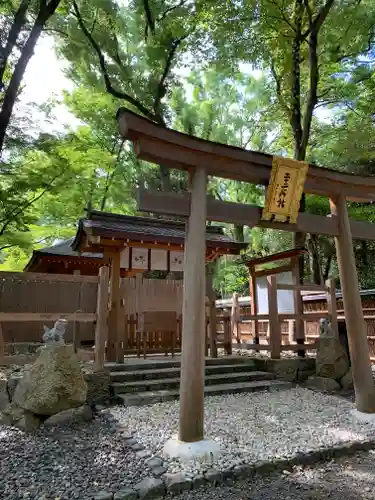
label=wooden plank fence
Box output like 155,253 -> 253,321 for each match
0,271 -> 97,346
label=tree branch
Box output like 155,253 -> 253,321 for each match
143,0 -> 155,40
300,0 -> 334,158
154,36 -> 187,123
290,0 -> 303,159
158,0 -> 187,22
100,139 -> 125,210
270,60 -> 290,114
265,0 -> 297,31
72,0 -> 155,121
0,165 -> 70,237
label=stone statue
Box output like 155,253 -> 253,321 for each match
43,318 -> 68,344
316,317 -> 349,379
319,318 -> 335,339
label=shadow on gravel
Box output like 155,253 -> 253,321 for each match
216,452 -> 375,500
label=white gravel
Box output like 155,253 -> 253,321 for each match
110,387 -> 375,474
1,387 -> 375,499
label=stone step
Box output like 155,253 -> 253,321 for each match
110,363 -> 262,383
112,371 -> 275,395
117,380 -> 291,406
106,357 -> 257,373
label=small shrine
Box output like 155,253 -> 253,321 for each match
25,210 -> 247,276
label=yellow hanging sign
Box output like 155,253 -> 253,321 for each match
261,156 -> 309,224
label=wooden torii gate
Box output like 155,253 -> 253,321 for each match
117,108 -> 375,448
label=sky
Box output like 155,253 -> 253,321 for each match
17,36 -> 77,133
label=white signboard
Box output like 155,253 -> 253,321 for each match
150,249 -> 168,271
170,251 -> 184,271
132,248 -> 148,269
120,247 -> 129,268
256,271 -> 294,314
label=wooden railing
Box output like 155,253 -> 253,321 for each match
231,278 -> 337,358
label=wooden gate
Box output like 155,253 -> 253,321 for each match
119,275 -> 231,357
121,275 -> 183,356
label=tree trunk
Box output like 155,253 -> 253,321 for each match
234,224 -> 245,243
0,0 -> 30,92
0,0 -> 60,155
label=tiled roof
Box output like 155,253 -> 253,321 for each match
73,210 -> 247,252
38,237 -> 102,259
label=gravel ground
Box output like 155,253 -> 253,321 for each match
1,387 -> 375,499
0,412 -> 149,499
111,387 -> 375,475
174,450 -> 375,500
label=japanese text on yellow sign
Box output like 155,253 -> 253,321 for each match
261,156 -> 308,224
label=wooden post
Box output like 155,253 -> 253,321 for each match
288,320 -> 294,343
330,194 -> 375,413
179,166 -> 207,443
268,275 -> 281,359
95,266 -> 109,370
249,266 -> 259,344
292,256 -> 305,357
206,274 -> 217,358
223,312 -> 231,355
326,278 -> 338,338
107,250 -> 121,362
230,292 -> 240,343
0,323 -> 4,360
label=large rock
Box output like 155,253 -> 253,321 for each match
266,358 -> 315,382
315,319 -> 349,380
316,338 -> 349,379
0,404 -> 41,431
341,369 -> 354,390
7,372 -> 24,401
85,370 -> 110,406
43,405 -> 93,427
305,376 -> 341,392
0,374 -> 9,411
13,344 -> 87,416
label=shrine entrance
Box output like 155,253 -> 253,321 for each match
117,108 -> 375,450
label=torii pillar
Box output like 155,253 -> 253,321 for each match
164,166 -> 220,460
330,194 -> 375,414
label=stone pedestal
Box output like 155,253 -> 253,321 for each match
163,437 -> 220,462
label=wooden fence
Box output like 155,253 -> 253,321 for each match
0,271 -> 98,345
0,270 -> 231,367
0,271 -> 103,367
230,278 -> 338,358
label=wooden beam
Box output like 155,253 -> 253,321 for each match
277,283 -> 327,292
0,312 -> 96,322
245,249 -> 308,268
179,166 -> 207,443
253,264 -> 294,278
119,109 -> 375,201
0,271 -> 98,283
330,194 -> 375,413
137,189 -> 375,241
232,342 -> 318,351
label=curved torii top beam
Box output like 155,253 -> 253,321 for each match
117,108 -> 375,203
